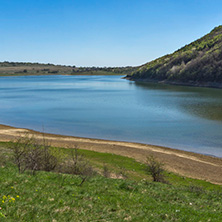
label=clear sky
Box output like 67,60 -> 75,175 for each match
0,0 -> 222,67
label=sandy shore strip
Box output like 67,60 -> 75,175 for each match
0,124 -> 222,185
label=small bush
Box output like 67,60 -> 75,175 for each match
103,164 -> 110,178
10,135 -> 58,175
145,156 -> 166,183
10,135 -> 35,173
56,147 -> 95,186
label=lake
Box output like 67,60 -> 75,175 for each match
0,75 -> 222,157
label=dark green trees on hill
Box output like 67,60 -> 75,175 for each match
128,26 -> 222,84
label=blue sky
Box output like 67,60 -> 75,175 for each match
0,0 -> 222,67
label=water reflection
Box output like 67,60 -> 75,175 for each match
134,82 -> 222,121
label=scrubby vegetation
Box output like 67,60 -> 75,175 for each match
0,139 -> 222,221
145,156 -> 166,183
9,136 -> 96,185
0,61 -> 136,76
128,25 -> 222,86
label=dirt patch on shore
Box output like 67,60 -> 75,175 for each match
0,124 -> 222,184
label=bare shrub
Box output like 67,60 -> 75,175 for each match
9,134 -> 35,173
61,147 -> 95,186
24,142 -> 43,175
40,135 -> 58,172
145,156 -> 166,183
0,146 -> 12,167
103,164 -> 110,178
10,134 -> 58,175
10,135 -> 95,184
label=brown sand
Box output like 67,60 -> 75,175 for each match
0,124 -> 222,184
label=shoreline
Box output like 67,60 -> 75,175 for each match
0,73 -> 123,77
124,77 -> 222,89
1,73 -> 221,89
0,123 -> 222,184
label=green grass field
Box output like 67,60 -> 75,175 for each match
0,141 -> 221,221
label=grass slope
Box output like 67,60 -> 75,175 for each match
128,26 -> 222,86
0,142 -> 222,221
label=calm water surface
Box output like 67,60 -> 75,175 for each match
0,75 -> 222,157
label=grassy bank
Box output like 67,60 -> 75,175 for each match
0,141 -> 222,221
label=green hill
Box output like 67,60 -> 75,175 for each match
126,26 -> 222,87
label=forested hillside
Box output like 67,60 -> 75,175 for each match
127,26 -> 222,87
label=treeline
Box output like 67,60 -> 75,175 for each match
0,61 -> 74,67
0,61 -> 136,76
72,66 -> 136,75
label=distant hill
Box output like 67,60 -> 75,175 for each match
126,26 -> 222,88
0,61 -> 136,76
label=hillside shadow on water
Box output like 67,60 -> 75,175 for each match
134,81 -> 222,122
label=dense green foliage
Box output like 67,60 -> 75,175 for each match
128,26 -> 222,85
0,141 -> 222,221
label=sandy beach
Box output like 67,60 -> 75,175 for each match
0,124 -> 222,185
